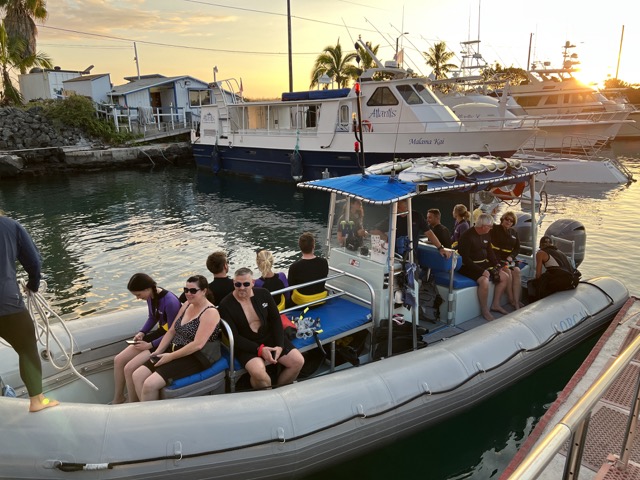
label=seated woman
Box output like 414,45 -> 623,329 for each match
288,232 -> 329,305
451,204 -> 470,249
112,273 -> 181,404
254,249 -> 289,311
131,275 -> 221,401
490,211 -> 523,310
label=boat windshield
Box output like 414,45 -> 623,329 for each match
413,83 -> 439,104
396,85 -> 424,105
329,195 -> 393,264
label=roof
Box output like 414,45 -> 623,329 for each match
63,74 -> 109,83
298,161 -> 554,205
111,75 -> 208,95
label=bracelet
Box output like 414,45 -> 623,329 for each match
257,344 -> 265,357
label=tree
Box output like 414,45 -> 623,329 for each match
0,0 -> 48,74
310,41 -> 359,89
0,21 -> 51,104
423,41 -> 457,80
482,63 -> 529,88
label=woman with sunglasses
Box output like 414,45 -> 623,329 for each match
132,275 -> 221,401
112,273 -> 181,404
490,211 -> 523,310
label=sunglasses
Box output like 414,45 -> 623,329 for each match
234,281 -> 251,288
183,287 -> 201,294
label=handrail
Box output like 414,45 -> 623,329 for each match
507,329 -> 640,479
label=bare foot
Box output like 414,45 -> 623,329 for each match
511,301 -> 524,310
29,394 -> 60,413
490,305 -> 509,315
481,309 -> 495,321
111,396 -> 126,405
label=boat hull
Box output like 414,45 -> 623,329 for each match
192,139 -> 527,182
0,277 -> 628,479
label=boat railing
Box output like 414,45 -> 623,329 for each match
505,330 -> 640,480
273,269 -> 376,320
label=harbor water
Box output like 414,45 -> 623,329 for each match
1,140 -> 640,479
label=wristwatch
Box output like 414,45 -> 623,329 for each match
437,245 -> 444,251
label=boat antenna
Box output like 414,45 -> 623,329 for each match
353,82 -> 366,175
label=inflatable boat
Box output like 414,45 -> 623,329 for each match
0,158 -> 629,479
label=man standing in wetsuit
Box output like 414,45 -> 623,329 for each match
0,213 -> 59,412
218,268 -> 304,389
458,213 -> 509,321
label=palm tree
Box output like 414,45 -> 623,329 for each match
310,41 -> 359,89
423,41 -> 457,80
0,0 -> 48,74
0,21 -> 51,104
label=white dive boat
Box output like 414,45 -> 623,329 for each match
511,148 -> 635,184
191,39 -> 536,182
433,40 -> 630,153
0,158 -> 629,480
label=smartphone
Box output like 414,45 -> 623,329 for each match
125,339 -> 139,345
149,356 -> 159,364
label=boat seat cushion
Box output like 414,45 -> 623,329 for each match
417,244 -> 477,288
432,271 -> 477,289
287,297 -> 372,351
163,347 -> 242,393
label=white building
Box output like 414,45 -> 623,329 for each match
62,74 -> 112,104
18,67 -> 87,101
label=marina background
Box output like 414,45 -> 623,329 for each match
41,1 -> 640,98
1,139 -> 639,478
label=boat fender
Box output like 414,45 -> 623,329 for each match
211,145 -> 222,174
290,150 -> 303,181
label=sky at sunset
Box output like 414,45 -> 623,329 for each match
36,0 -> 639,99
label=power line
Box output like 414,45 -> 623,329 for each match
39,25 -> 319,55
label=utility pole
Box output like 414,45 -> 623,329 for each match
133,42 -> 141,80
287,0 -> 293,92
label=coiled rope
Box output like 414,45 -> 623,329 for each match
20,280 -> 98,391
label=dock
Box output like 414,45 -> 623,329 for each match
501,296 -> 640,479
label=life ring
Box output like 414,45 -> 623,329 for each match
491,181 -> 526,200
361,120 -> 373,132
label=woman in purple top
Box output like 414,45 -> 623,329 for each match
111,273 -> 181,404
451,204 -> 471,249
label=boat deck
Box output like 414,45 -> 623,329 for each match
501,296 -> 640,479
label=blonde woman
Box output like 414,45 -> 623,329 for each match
451,204 -> 471,249
255,249 -> 290,310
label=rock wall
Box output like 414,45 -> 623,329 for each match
0,107 -> 193,178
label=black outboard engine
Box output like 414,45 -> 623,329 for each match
514,212 -> 534,250
544,219 -> 586,267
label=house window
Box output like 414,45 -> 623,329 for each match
366,87 -> 399,106
189,89 -> 211,106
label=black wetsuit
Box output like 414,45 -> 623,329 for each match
458,227 -> 499,281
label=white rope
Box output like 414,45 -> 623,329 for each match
21,280 -> 99,391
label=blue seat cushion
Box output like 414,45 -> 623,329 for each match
166,347 -> 242,390
417,244 -> 462,273
433,271 -> 477,289
287,297 -> 372,350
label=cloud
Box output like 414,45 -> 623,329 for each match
44,0 -> 236,40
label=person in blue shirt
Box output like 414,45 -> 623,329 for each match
0,213 -> 59,412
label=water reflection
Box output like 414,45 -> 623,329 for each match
0,168 -> 328,318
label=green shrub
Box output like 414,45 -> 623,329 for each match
31,96 -> 139,145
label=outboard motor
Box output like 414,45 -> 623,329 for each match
544,219 -> 586,267
514,212 -> 534,251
